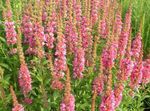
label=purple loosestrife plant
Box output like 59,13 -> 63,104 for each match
18,63 -> 32,96
90,0 -> 99,25
131,32 -> 142,59
60,94 -> 75,111
4,21 -> 17,45
65,20 -> 78,53
73,46 -> 85,78
4,0 -> 17,45
54,33 -> 67,79
142,59 -> 150,84
45,11 -> 56,49
114,83 -> 124,108
81,16 -> 91,49
100,90 -> 115,111
92,75 -> 104,95
10,86 -> 25,111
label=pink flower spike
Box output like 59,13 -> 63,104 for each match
12,104 -> 24,111
4,21 -> 17,45
100,90 -> 115,111
54,34 -> 67,79
142,59 -> 150,84
114,83 -> 124,108
18,63 -> 32,96
60,94 -> 75,111
73,47 -> 85,79
23,98 -> 32,104
92,75 -> 104,95
131,32 -> 142,59
45,11 -> 56,49
130,62 -> 143,90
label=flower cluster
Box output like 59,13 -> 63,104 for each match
10,85 -> 25,111
45,11 -> 56,49
130,62 -> 143,90
102,43 -> 117,69
92,75 -> 104,95
33,22 -> 46,46
60,94 -> 75,111
100,90 -> 115,111
118,31 -> 129,57
73,47 -> 85,78
18,63 -> 32,96
114,83 -> 124,108
142,59 -> 150,84
12,104 -> 24,111
118,58 -> 134,80
100,19 -> 108,39
81,16 -> 91,49
5,21 -> 17,45
22,13 -> 34,46
65,21 -> 78,53
54,34 -> 67,79
91,0 -> 99,25
131,33 -> 142,59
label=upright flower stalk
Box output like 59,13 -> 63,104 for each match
17,27 -> 32,96
130,48 -> 143,90
117,7 -> 132,60
22,5 -> 36,55
99,71 -> 115,111
130,26 -> 143,90
73,46 -> 85,78
10,85 -> 24,111
131,31 -> 142,60
4,0 -> 17,45
90,0 -> 99,26
91,56 -> 104,111
60,67 -> 75,111
114,30 -> 133,108
45,11 -> 56,49
142,59 -> 150,84
52,14 -> 67,90
73,23 -> 85,78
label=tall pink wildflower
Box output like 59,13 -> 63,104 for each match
114,10 -> 123,37
12,104 -> 24,111
99,0 -> 104,9
54,35 -> 67,79
118,58 -> 134,80
118,31 -> 129,56
10,85 -> 24,111
92,75 -> 104,95
100,90 -> 115,111
99,19 -> 108,39
114,83 -> 124,108
4,9 -> 17,45
45,11 -> 56,49
130,61 -> 143,90
65,21 -> 78,52
102,43 -> 117,69
142,59 -> 150,84
18,63 -> 32,96
22,13 -> 35,47
74,1 -> 82,24
131,32 -> 142,59
91,0 -> 99,25
73,47 -> 85,78
60,94 -> 75,111
33,22 -> 46,46
118,8 -> 131,57
81,16 -> 91,49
